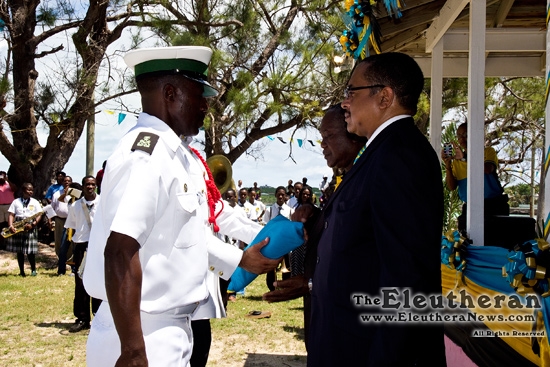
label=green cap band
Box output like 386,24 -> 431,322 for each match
134,58 -> 208,78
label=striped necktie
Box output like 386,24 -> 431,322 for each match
354,144 -> 367,165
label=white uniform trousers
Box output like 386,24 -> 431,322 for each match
87,302 -> 194,367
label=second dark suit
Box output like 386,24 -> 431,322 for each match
307,117 -> 446,366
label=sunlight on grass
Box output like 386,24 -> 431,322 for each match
0,249 -> 307,366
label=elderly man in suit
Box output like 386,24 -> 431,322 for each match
307,52 -> 446,366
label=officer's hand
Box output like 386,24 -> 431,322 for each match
239,238 -> 281,275
115,349 -> 148,367
262,275 -> 308,303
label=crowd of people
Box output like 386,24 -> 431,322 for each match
0,46 -> 493,366
0,169 -> 104,334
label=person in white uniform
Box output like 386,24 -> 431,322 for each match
84,46 -> 279,367
64,175 -> 102,332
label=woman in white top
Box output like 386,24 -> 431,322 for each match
6,183 -> 43,277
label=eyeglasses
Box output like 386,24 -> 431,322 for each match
343,84 -> 385,99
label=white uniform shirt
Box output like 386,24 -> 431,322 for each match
237,201 -> 253,219
64,195 -> 100,243
262,202 -> 294,224
217,201 -> 247,248
288,196 -> 298,208
8,197 -> 42,219
231,203 -> 247,219
84,113 -> 242,314
248,200 -> 265,222
51,190 -> 69,218
194,200 -> 263,320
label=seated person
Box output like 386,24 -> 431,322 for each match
442,122 -> 509,232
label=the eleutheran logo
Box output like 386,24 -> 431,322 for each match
352,288 -> 541,310
352,288 -> 540,325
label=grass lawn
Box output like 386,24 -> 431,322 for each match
0,244 -> 307,366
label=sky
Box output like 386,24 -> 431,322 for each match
0,22 -> 334,191
0,109 -> 333,190
0,5 -> 451,196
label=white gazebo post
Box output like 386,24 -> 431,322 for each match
429,39 -> 444,155
466,0 -> 486,245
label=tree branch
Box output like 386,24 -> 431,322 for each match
34,44 -> 64,59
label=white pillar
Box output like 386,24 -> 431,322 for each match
430,39 -> 444,155
466,0 -> 486,245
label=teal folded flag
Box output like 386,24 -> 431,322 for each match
227,215 -> 304,292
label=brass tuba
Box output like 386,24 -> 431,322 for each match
206,155 -> 234,194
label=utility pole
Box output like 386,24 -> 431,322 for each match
86,104 -> 95,176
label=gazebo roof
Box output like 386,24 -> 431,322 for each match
375,0 -> 546,77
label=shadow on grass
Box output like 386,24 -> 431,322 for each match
243,352 -> 306,366
35,321 -> 75,333
245,295 -> 265,302
288,306 -> 304,311
0,273 -> 70,279
283,325 -> 305,342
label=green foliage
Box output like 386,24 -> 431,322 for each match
143,0 -> 345,160
505,183 -> 537,207
438,77 -> 545,211
440,122 -> 462,233
0,77 -> 11,95
442,181 -> 462,233
36,6 -> 57,27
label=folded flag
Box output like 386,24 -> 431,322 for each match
228,215 -> 304,292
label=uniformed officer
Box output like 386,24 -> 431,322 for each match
84,46 -> 279,367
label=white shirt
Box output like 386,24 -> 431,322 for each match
248,200 -> 265,222
263,202 -> 294,224
84,113 -> 242,314
64,195 -> 100,243
237,201 -> 253,219
194,200 -> 263,320
51,190 -> 69,218
8,197 -> 42,219
288,196 -> 298,208
217,202 -> 247,248
231,203 -> 247,219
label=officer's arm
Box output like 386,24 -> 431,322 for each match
105,231 -> 148,366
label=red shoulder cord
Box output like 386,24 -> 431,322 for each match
189,147 -> 224,232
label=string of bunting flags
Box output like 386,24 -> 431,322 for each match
101,109 -> 321,147
269,136 -> 320,147
103,109 -> 131,124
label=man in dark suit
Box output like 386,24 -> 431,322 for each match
307,52 -> 446,366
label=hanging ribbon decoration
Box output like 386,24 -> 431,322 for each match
340,0 -> 403,60
441,230 -> 469,271
503,239 -> 550,297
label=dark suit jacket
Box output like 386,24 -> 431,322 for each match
307,118 -> 446,366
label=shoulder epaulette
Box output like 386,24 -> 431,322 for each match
131,132 -> 159,155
